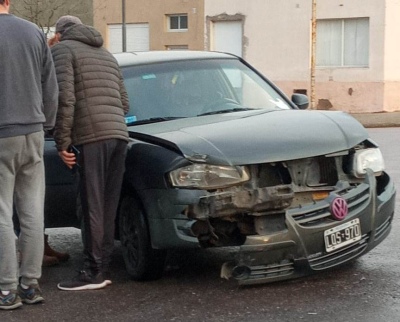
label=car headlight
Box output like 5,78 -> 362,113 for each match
352,148 -> 385,178
169,164 -> 250,189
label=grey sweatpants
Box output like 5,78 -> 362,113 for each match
0,131 -> 45,291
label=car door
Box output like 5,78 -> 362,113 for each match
43,136 -> 80,228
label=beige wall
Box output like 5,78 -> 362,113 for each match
384,0 -> 400,80
382,1 -> 400,111
205,0 -> 400,113
93,0 -> 204,50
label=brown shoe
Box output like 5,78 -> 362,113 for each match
42,254 -> 59,267
44,234 -> 70,262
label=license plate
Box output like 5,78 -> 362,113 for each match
324,219 -> 361,253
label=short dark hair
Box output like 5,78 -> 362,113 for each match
0,0 -> 5,5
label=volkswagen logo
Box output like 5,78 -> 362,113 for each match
330,197 -> 348,220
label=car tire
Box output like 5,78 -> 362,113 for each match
119,194 -> 167,281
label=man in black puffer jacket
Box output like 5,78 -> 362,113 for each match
51,16 -> 129,291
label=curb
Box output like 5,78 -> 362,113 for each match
349,112 -> 400,128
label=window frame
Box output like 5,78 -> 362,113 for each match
316,17 -> 369,68
166,45 -> 189,51
167,14 -> 188,32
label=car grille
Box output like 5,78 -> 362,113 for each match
373,215 -> 392,241
290,183 -> 370,227
305,193 -> 390,271
244,261 -> 295,281
308,233 -> 369,270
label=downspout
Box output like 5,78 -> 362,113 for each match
122,0 -> 126,52
310,0 -> 317,109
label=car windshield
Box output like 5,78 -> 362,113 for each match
122,58 -> 291,124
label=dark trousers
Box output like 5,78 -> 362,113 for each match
78,139 -> 127,274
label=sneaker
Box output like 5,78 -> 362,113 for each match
17,284 -> 44,304
0,290 -> 22,310
57,270 -> 108,291
103,271 -> 112,285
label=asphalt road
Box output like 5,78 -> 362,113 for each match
2,128 -> 400,322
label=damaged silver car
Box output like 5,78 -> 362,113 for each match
45,51 -> 396,285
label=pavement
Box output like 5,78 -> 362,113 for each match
349,111 -> 400,128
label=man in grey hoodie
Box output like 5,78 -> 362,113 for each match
0,0 -> 58,310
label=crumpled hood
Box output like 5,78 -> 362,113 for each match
61,24 -> 103,48
129,110 -> 369,165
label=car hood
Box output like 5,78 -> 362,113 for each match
128,109 -> 369,165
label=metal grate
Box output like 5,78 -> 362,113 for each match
308,234 -> 369,270
238,261 -> 295,285
374,215 -> 392,241
291,183 -> 370,227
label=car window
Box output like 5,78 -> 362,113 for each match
122,58 -> 291,124
221,65 -> 291,110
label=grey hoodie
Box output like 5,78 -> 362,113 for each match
0,14 -> 58,138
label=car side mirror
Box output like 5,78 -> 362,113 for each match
291,93 -> 309,110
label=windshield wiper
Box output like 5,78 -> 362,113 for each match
198,107 -> 254,116
127,116 -> 184,126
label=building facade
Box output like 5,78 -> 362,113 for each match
93,0 -> 400,113
93,0 -> 204,52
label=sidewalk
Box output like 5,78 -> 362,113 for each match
349,112 -> 400,128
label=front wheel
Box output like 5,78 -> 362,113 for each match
119,194 -> 167,281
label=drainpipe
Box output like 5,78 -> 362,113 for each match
122,0 -> 126,52
310,0 -> 316,109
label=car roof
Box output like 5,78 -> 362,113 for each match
113,50 -> 238,67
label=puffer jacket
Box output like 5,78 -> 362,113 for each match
51,24 -> 129,151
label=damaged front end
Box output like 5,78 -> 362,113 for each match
170,140 -> 396,285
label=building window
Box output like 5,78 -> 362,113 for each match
166,45 -> 189,50
316,18 -> 369,67
168,14 -> 188,31
108,23 -> 149,54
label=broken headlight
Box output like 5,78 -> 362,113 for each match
169,164 -> 250,189
352,148 -> 385,178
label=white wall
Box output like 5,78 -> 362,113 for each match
384,0 -> 400,81
205,0 -> 311,82
205,0 -> 400,112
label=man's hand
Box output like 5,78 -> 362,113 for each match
58,150 -> 76,169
